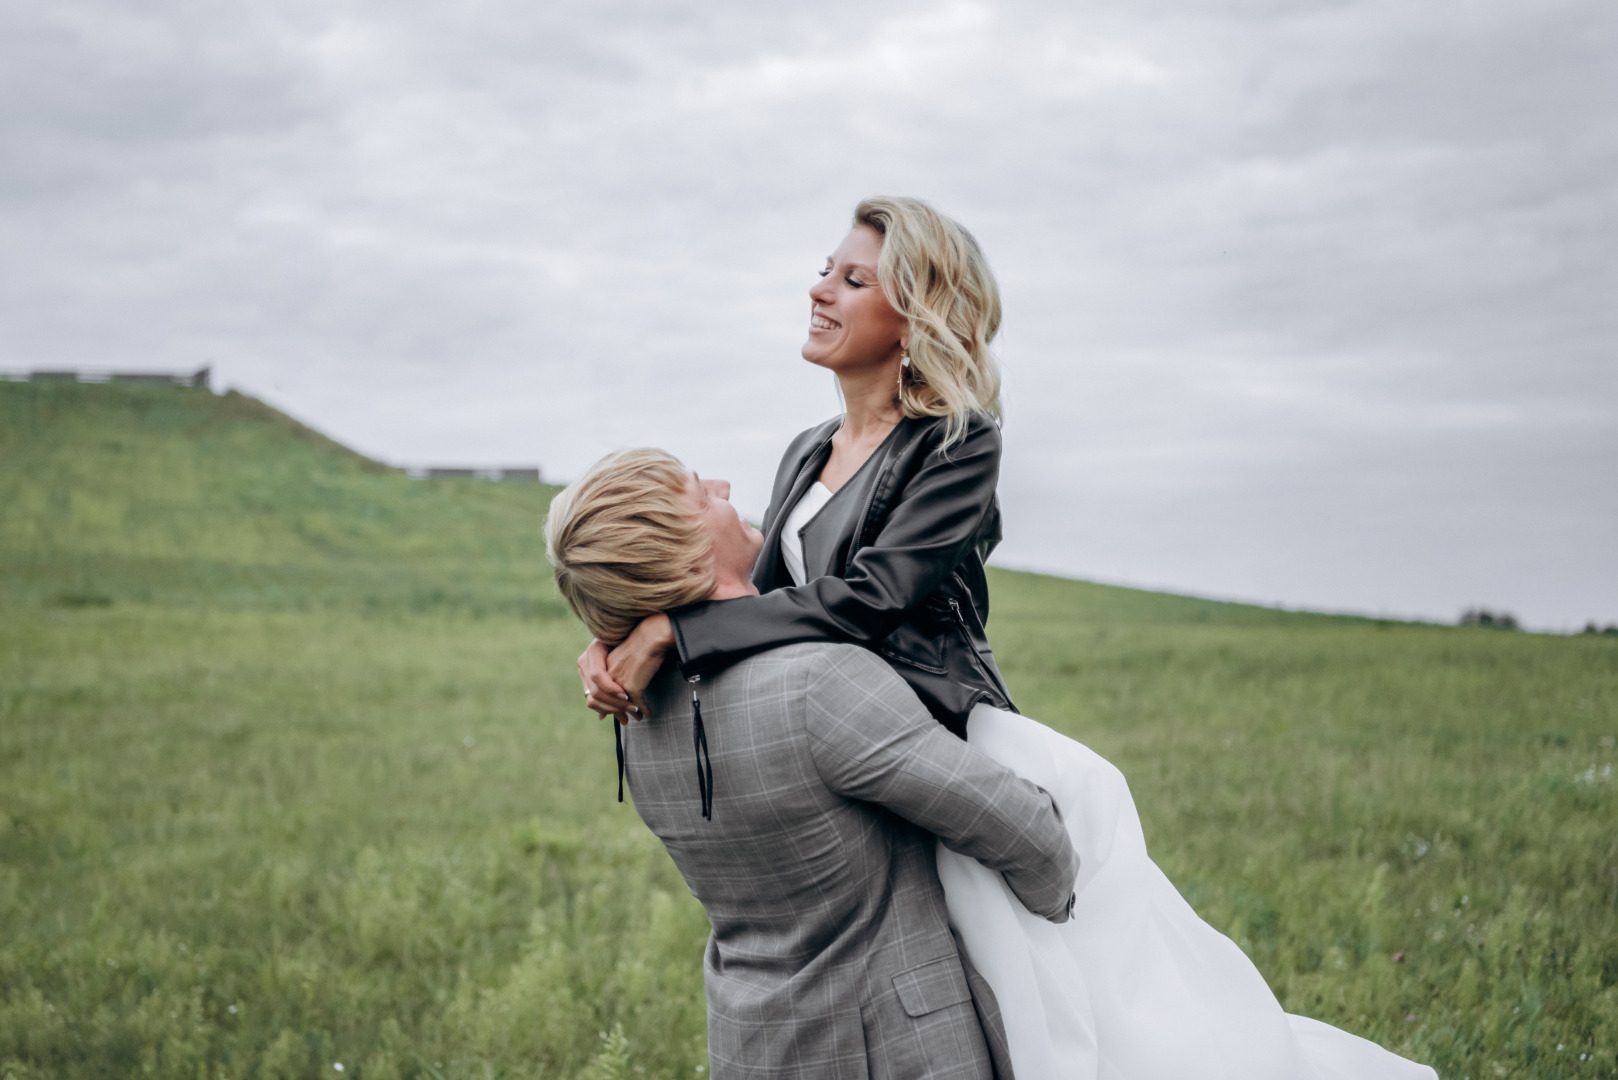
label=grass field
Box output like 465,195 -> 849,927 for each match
2,380 -> 1615,1079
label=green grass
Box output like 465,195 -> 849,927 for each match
1,380 -> 1615,1079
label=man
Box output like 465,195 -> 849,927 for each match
545,448 -> 1078,1080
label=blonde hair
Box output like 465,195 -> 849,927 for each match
855,196 -> 1004,445
543,448 -> 715,644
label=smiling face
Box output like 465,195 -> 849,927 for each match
803,225 -> 909,375
683,471 -> 763,592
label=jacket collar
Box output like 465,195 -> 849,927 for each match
752,416 -> 921,590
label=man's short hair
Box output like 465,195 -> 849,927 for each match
544,447 -> 716,643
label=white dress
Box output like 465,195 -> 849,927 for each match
779,496 -> 1438,1079
939,705 -> 1438,1079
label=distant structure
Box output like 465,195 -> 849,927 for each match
3,365 -> 212,389
1459,608 -> 1520,631
407,466 -> 544,483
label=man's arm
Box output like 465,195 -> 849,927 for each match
802,646 -> 1077,922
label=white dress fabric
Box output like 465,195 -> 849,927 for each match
780,481 -> 834,587
939,704 -> 1440,1080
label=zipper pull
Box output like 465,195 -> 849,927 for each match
613,715 -> 625,804
688,674 -> 713,821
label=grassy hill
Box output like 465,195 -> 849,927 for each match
0,381 -> 564,617
1,380 -> 1614,1080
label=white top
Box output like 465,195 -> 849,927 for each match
779,481 -> 834,587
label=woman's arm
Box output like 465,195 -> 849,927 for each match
669,415 -> 1000,677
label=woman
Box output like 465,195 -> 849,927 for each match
580,197 -> 1436,1080
581,196 -> 1009,739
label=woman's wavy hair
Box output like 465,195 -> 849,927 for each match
543,448 -> 714,644
855,196 -> 1004,445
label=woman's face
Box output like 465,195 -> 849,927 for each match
802,225 -> 908,375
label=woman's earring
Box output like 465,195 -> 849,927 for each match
898,352 -> 910,385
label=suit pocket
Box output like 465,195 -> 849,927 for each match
891,956 -> 973,1018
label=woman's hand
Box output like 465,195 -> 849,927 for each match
577,614 -> 675,722
578,639 -> 629,721
608,614 -> 674,719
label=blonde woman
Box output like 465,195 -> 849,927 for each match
576,198 -> 1436,1079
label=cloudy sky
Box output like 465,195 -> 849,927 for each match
5,0 -> 1614,628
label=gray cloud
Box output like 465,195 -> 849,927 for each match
4,0 -> 1613,627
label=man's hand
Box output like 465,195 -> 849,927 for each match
577,613 -> 675,722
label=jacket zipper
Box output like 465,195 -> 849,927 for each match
948,597 -> 1015,704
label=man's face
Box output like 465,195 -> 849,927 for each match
685,471 -> 764,586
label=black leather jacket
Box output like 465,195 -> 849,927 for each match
668,411 -> 1017,738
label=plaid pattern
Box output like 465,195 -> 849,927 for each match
627,644 -> 1078,1080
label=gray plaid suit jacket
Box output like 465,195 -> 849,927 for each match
627,643 -> 1079,1080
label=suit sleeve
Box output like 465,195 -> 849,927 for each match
669,415 -> 1000,676
802,647 -> 1077,923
